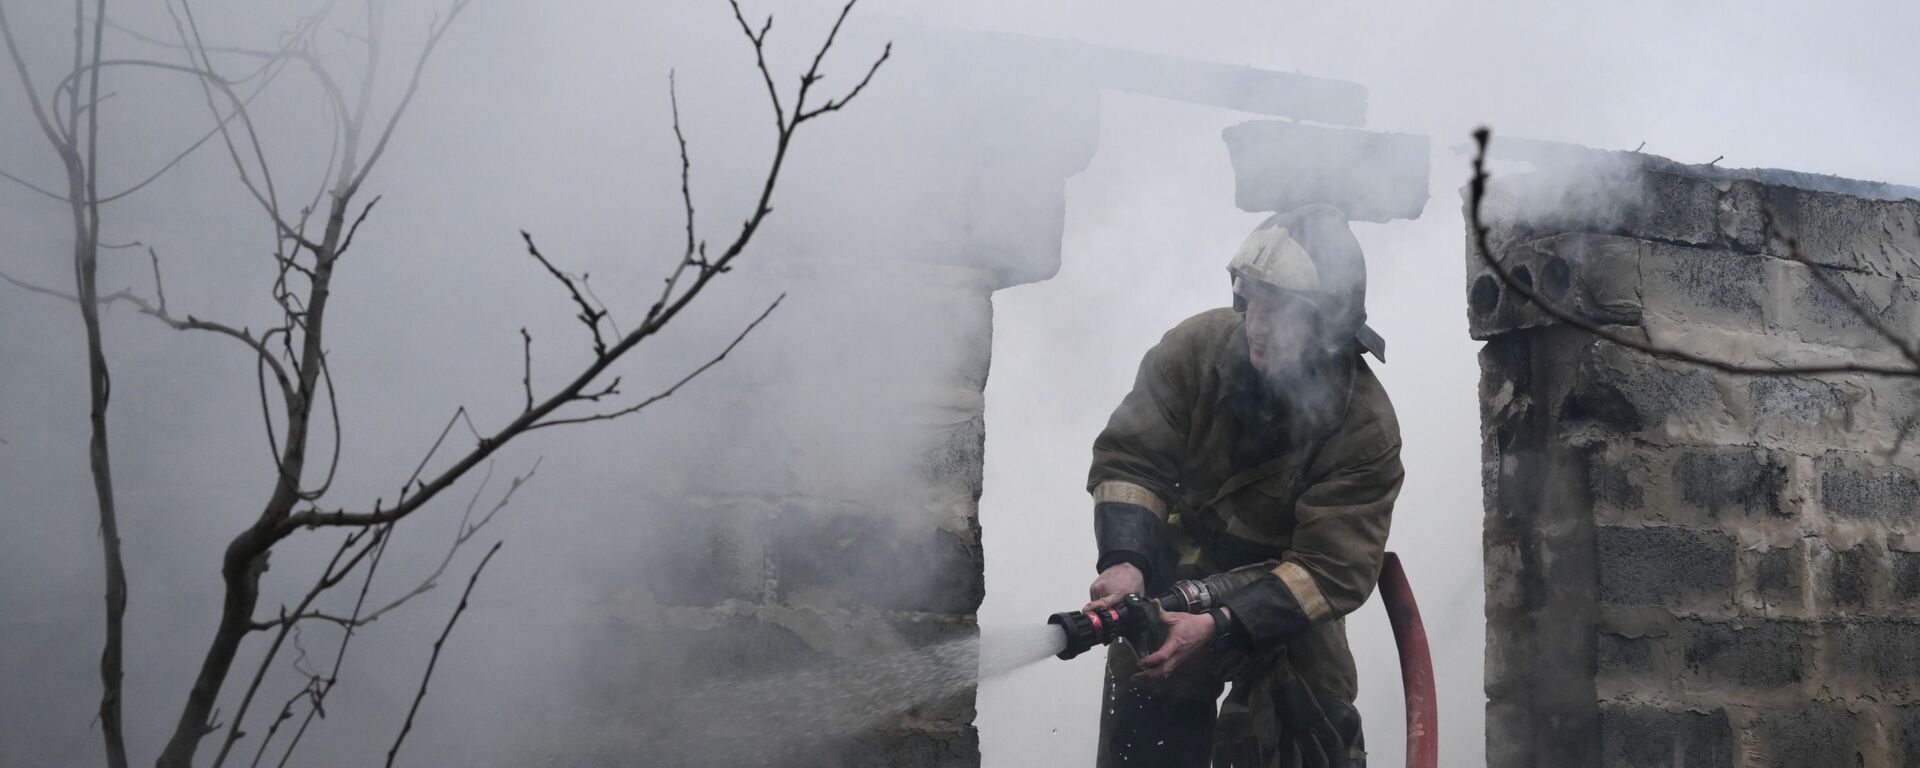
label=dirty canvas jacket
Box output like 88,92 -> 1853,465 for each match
1088,307 -> 1403,703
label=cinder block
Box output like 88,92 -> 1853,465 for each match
1824,620 -> 1920,693
1677,619 -> 1807,689
1597,703 -> 1734,768
1466,234 -> 1645,340
771,503 -> 984,615
1477,165 -> 1726,252
1597,526 -> 1735,610
1752,703 -> 1866,768
1901,706 -> 1920,768
1822,544 -> 1875,612
1770,261 -> 1920,351
1745,376 -> 1851,450
1637,243 -> 1767,329
919,411 -> 986,500
1597,616 -> 1808,692
1746,545 -> 1805,613
1587,444 -> 1650,520
1818,452 -> 1920,521
1670,446 -> 1791,521
832,725 -> 980,768
1561,342 -> 1727,443
1755,183 -> 1920,278
1893,551 -> 1920,610
632,498 -> 771,607
1596,630 -> 1653,681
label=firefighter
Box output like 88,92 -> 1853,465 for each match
1083,203 -> 1403,768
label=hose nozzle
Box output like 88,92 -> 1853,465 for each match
1047,593 -> 1164,661
1047,567 -> 1274,661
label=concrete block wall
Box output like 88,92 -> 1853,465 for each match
1470,152 -> 1920,767
549,263 -> 1005,768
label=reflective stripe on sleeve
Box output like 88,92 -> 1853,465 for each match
1273,560 -> 1333,624
1092,481 -> 1169,521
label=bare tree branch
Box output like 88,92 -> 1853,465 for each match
648,70 -> 698,325
347,0 -> 468,196
0,2 -> 135,761
530,295 -> 783,431
280,0 -> 887,535
384,540 -> 501,768
0,1 -> 69,147
520,328 -> 533,412
0,3 -> 885,765
212,527 -> 382,768
256,459 -> 537,632
260,521 -> 399,768
0,268 -> 299,405
521,230 -> 609,357
0,163 -> 71,201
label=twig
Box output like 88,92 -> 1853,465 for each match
531,294 -> 784,431
520,328 -> 533,412
147,246 -> 168,314
338,194 -> 381,256
521,230 -> 608,357
384,540 -> 501,768
648,70 -> 698,324
0,164 -> 70,201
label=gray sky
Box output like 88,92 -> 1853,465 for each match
2,1 -> 1917,766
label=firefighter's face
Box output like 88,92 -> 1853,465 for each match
1244,291 -> 1320,375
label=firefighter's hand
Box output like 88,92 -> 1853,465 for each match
1084,562 -> 1145,612
1132,611 -> 1215,682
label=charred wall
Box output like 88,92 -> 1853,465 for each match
1472,151 -> 1920,767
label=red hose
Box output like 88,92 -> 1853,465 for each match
1379,552 -> 1438,768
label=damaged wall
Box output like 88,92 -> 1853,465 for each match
537,28 -> 1384,767
1471,150 -> 1920,767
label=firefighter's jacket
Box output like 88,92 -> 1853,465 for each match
1088,307 -> 1403,705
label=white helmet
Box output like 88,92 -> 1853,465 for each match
1228,204 -> 1384,362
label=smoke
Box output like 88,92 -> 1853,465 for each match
4,1 -> 1920,767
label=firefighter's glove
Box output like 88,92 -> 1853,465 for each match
1272,677 -> 1360,768
1216,569 -> 1315,648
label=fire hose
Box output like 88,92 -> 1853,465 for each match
1047,552 -> 1437,768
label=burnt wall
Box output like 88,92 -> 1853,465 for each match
1471,153 -> 1920,767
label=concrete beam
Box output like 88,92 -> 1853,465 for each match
1222,120 -> 1430,221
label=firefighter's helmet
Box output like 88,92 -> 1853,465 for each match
1228,204 -> 1384,362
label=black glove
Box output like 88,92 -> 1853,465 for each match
1271,677 -> 1360,768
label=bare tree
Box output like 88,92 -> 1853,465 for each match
0,1 -> 888,766
1466,127 -> 1920,450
